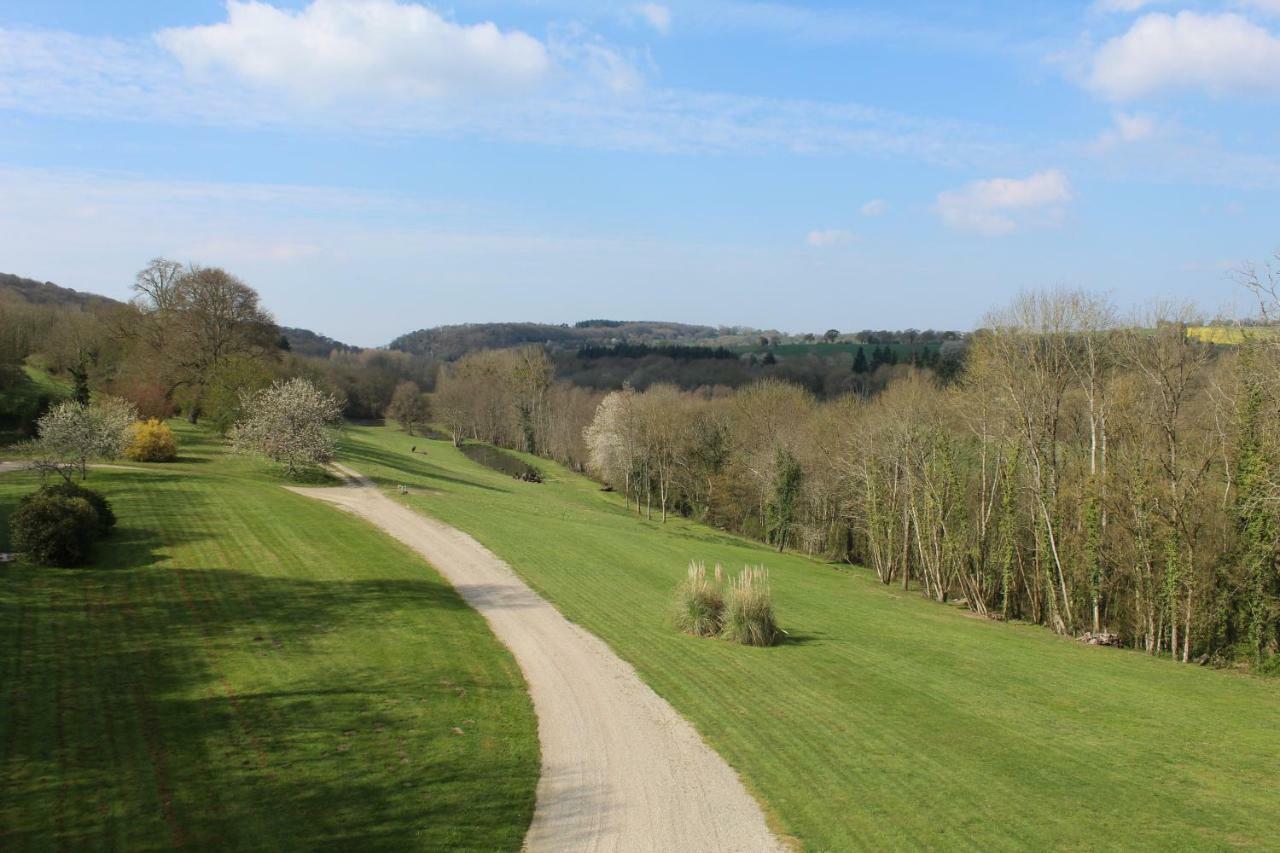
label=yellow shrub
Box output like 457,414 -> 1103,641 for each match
125,418 -> 178,462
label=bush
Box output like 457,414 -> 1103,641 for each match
9,492 -> 100,567
721,566 -> 778,647
125,418 -> 178,462
674,561 -> 725,637
33,482 -> 116,536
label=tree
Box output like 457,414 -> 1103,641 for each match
232,378 -> 343,477
32,397 -> 136,482
767,446 -> 803,551
824,329 -> 839,343
386,381 -> 431,435
852,346 -> 869,374
129,261 -> 278,423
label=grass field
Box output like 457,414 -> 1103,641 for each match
0,422 -> 539,851
0,364 -> 70,445
344,424 -> 1280,851
1186,325 -> 1280,345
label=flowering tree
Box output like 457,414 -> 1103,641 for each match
232,378 -> 343,477
32,397 -> 137,482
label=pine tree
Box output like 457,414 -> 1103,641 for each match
852,346 -> 868,374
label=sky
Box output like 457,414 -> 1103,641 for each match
1,0 -> 1278,346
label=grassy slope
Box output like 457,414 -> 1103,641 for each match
0,422 -> 538,851
344,425 -> 1280,852
0,365 -> 70,445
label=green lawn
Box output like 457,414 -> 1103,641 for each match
0,422 -> 539,851
344,424 -> 1280,852
0,364 -> 70,445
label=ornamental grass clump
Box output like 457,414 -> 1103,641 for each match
673,561 -> 725,637
721,565 -> 778,647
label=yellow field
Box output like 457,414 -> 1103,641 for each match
1186,325 -> 1279,345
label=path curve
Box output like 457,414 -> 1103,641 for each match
291,464 -> 784,853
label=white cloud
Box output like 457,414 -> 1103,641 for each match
156,0 -> 551,101
1091,0 -> 1166,14
1240,1 -> 1280,17
805,228 -> 856,247
0,27 -> 1003,164
1088,12 -> 1280,99
1091,111 -> 1158,150
935,170 -> 1072,236
860,198 -> 887,217
635,4 -> 672,35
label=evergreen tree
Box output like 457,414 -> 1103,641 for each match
767,447 -> 803,552
1236,366 -> 1279,663
852,346 -> 868,374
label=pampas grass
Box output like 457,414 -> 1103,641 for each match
673,561 -> 725,637
673,561 -> 778,646
720,565 -> 778,647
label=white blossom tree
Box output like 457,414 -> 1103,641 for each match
32,396 -> 137,482
232,378 -> 343,477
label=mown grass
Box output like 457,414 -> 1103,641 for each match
0,364 -> 70,445
345,424 -> 1280,851
0,421 -> 539,851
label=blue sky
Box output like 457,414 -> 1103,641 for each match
1,0 -> 1278,345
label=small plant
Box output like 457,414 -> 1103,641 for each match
125,418 -> 178,462
9,491 -> 101,567
721,565 -> 778,647
673,561 -> 725,637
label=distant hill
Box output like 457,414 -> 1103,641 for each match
280,326 -> 360,358
2,271 -> 358,358
0,272 -> 123,309
388,320 -> 723,361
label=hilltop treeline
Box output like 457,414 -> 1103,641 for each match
576,343 -> 737,360
389,320 -> 722,361
433,281 -> 1280,671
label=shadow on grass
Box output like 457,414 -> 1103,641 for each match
0,526 -> 533,850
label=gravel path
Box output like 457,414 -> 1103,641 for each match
290,463 -> 784,853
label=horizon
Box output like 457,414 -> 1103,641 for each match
2,1 -> 1279,346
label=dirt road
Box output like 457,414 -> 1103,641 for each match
290,464 -> 784,853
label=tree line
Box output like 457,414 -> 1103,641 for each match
1,259 -> 436,434
434,279 -> 1280,671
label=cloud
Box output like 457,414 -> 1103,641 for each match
1090,0 -> 1166,13
1088,12 -> 1280,99
156,0 -> 551,101
1240,1 -> 1280,16
1091,111 -> 1158,150
805,228 -> 856,247
0,27 -> 1004,164
635,4 -> 672,35
860,198 -> 887,217
935,170 -> 1072,236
